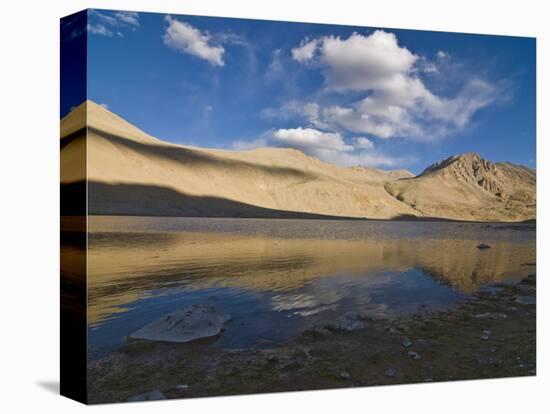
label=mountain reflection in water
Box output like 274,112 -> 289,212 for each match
61,217 -> 535,355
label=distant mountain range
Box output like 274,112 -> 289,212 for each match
60,101 -> 535,222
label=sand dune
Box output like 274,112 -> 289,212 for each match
60,101 -> 535,221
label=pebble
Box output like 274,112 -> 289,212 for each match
515,296 -> 536,305
385,368 -> 396,378
126,390 -> 167,402
408,350 -> 421,360
175,384 -> 189,390
474,312 -> 508,320
340,371 -> 351,379
402,336 -> 413,348
477,243 -> 491,249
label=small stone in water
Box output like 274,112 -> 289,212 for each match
408,350 -> 421,360
402,336 -> 412,348
385,368 -> 396,377
340,371 -> 351,379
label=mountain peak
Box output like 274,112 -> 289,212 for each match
419,152 -> 487,176
61,100 -> 159,144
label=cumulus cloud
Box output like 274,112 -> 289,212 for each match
289,30 -> 498,140
232,127 -> 403,168
291,38 -> 318,63
355,137 -> 374,149
273,127 -> 353,152
163,16 -> 225,67
320,31 -> 418,92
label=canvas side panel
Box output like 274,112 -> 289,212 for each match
60,9 -> 88,404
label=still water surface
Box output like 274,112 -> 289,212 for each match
76,217 -> 535,358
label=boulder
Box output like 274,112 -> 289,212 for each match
129,304 -> 231,343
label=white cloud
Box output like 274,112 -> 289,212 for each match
232,127 -> 403,168
320,31 -> 418,92
114,11 -> 140,27
88,10 -> 141,36
260,100 -> 330,130
289,30 -> 498,140
90,10 -> 118,26
355,137 -> 374,149
273,128 -> 354,152
291,38 -> 318,63
265,49 -> 284,81
437,50 -> 450,60
87,24 -> 112,37
163,16 -> 225,67
319,150 -> 405,168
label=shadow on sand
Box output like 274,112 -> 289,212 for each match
62,181 -> 367,220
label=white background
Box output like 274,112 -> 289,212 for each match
0,0 -> 547,412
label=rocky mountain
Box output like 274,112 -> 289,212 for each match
60,101 -> 536,222
385,152 -> 535,221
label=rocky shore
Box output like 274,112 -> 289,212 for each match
88,273 -> 536,404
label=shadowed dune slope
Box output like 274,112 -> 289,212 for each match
60,101 -> 535,221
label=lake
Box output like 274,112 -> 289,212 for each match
71,217 -> 535,359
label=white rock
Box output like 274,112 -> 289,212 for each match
129,304 -> 231,343
402,337 -> 413,348
408,351 -> 421,360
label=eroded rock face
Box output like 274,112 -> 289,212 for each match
129,304 -> 231,343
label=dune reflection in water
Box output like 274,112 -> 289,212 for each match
76,217 -> 535,354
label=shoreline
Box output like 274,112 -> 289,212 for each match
63,214 -> 537,226
88,273 -> 536,403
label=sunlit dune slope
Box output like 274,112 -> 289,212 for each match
60,101 -> 535,221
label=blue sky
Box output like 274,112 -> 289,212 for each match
64,9 -> 536,173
